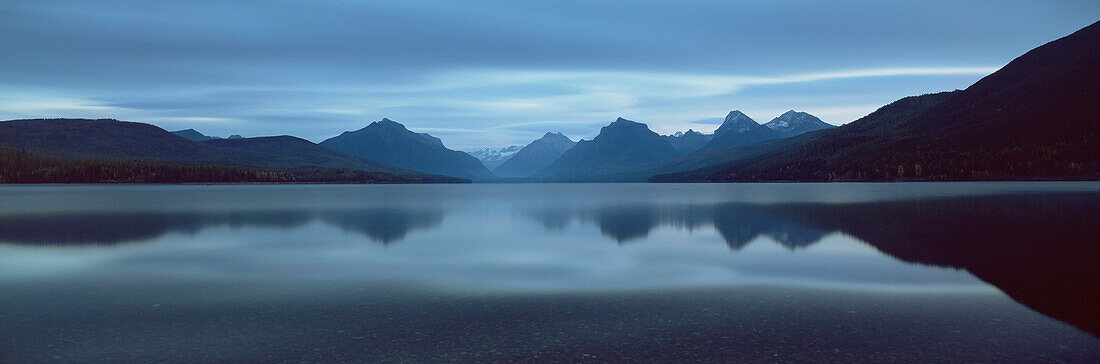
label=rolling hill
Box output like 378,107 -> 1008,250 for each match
0,118 -> 462,183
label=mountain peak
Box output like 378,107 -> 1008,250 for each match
763,110 -> 834,138
320,118 -> 493,180
533,117 -> 679,179
665,128 -> 713,154
713,110 -> 762,136
600,117 -> 652,136
493,131 -> 578,178
373,118 -> 404,128
539,132 -> 573,143
722,110 -> 757,125
171,128 -> 221,142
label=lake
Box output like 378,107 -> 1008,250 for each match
1,182 -> 1098,362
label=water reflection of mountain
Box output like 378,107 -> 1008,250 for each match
320,209 -> 443,244
0,208 -> 443,246
528,204 -> 830,248
528,193 -> 1100,337
761,193 -> 1100,338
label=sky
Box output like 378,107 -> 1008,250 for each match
1,1 -> 1097,150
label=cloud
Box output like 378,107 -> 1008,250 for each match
2,0 -> 1097,148
0,66 -> 998,147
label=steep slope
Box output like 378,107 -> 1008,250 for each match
649,129 -> 835,182
763,111 -> 835,138
695,20 -> 1100,182
533,118 -> 679,179
493,132 -> 576,178
319,118 -> 494,180
650,93 -> 954,182
664,129 -> 712,154
703,111 -> 780,149
468,145 -> 523,169
171,129 -> 219,142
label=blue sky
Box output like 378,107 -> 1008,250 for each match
1,1 -> 1097,149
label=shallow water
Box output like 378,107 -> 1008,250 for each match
1,182 -> 1098,362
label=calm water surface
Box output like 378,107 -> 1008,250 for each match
1,182 -> 1098,362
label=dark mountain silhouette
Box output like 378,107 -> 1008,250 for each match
0,119 -> 461,183
703,111 -> 780,149
171,128 -> 219,142
0,118 -> 238,162
319,118 -> 494,180
650,93 -> 950,182
201,135 -> 412,174
493,132 -> 576,178
668,21 -> 1100,182
532,118 -> 680,180
0,148 -> 294,183
664,129 -> 712,154
763,110 -> 835,138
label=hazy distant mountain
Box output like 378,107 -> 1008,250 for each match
319,118 -> 494,180
533,118 -> 679,179
654,20 -> 1100,181
494,132 -> 576,178
227,134 -> 244,139
0,118 -> 461,183
703,111 -> 780,149
763,111 -> 835,138
664,129 -> 712,154
468,145 -> 524,169
171,128 -> 220,142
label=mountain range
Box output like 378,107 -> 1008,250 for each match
704,111 -> 781,149
319,118 -> 494,180
1,21 -> 1097,183
532,118 -> 681,180
654,19 -> 1100,182
0,118 -> 462,183
664,129 -> 711,154
468,145 -> 524,170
